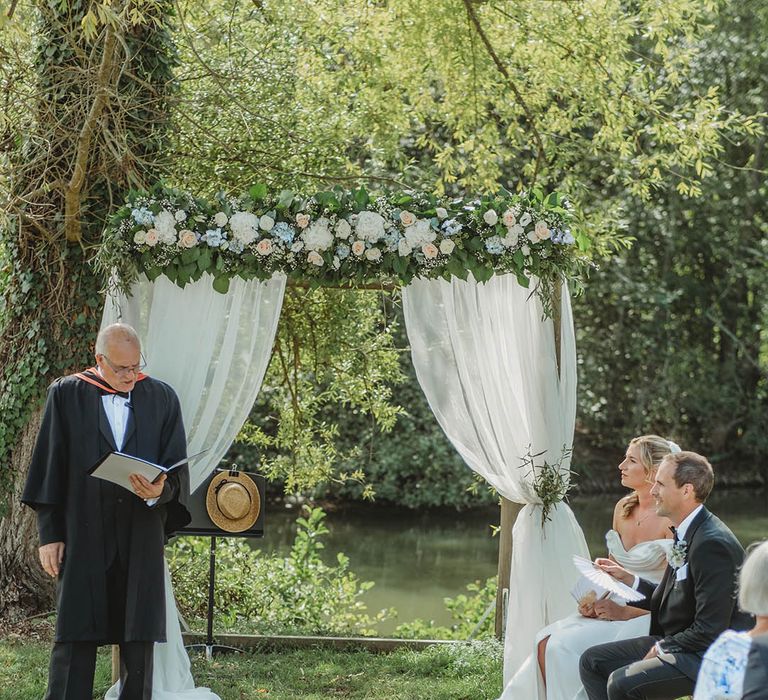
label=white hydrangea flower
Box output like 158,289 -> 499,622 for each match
302,217 -> 334,251
404,219 -> 435,247
398,238 -> 412,257
502,230 -> 519,248
153,211 -> 177,245
229,212 -> 260,245
355,211 -> 386,242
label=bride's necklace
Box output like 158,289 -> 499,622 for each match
635,510 -> 652,526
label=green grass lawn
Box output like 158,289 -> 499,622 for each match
0,636 -> 503,700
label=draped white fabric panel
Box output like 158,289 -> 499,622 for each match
401,274 -> 589,685
102,273 -> 286,491
101,272 -> 286,699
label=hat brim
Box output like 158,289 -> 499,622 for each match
205,471 -> 261,533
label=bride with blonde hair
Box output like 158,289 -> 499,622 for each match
498,434 -> 678,700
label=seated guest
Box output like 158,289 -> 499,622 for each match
742,633 -> 768,700
694,541 -> 768,699
498,435 -> 675,700
579,451 -> 753,700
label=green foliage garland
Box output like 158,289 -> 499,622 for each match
99,184 -> 590,308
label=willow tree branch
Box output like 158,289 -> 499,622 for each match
64,21 -> 120,242
462,0 -> 546,184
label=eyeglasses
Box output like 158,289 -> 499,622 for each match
100,353 -> 147,377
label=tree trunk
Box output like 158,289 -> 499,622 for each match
0,0 -> 178,626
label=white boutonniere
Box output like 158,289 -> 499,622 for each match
667,539 -> 688,569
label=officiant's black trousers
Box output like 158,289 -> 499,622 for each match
45,563 -> 153,700
44,640 -> 153,700
579,636 -> 696,700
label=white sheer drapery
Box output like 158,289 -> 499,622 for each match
401,274 -> 589,687
101,272 -> 286,698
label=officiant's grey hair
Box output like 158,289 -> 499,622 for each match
95,323 -> 141,355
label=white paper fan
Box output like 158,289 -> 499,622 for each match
572,555 -> 646,603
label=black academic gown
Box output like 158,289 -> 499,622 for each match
22,374 -> 191,644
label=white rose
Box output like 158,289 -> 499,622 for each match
483,209 -> 499,226
352,240 -> 366,256
174,210 -> 187,222
302,216 -> 334,251
214,211 -> 228,227
290,240 -> 304,253
519,211 -> 532,227
399,210 -> 417,227
295,213 -> 310,229
404,219 -> 435,247
422,243 -> 438,259
229,211 -> 259,245
435,207 -> 448,220
502,209 -> 516,227
335,219 -> 352,239
307,250 -> 324,266
178,229 -> 197,248
259,215 -> 275,232
145,229 -> 159,247
256,239 -> 273,256
365,247 -> 382,261
527,230 -> 539,244
439,239 -> 455,255
521,244 -> 531,257
398,238 -> 412,257
133,231 -> 147,245
502,230 -> 519,248
355,210 -> 386,242
535,221 -> 551,240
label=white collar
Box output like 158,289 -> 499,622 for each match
676,503 -> 704,542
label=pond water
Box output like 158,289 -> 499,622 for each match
256,490 -> 768,635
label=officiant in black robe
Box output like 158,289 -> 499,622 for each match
22,323 -> 191,700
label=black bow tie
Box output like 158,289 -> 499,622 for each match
100,388 -> 130,400
670,525 -> 679,543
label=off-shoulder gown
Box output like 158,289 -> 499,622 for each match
498,530 -> 671,700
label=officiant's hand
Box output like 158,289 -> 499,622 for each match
594,598 -> 626,621
39,542 -> 65,578
129,473 -> 166,499
594,557 -> 634,586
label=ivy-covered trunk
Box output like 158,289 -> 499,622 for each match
0,0 -> 177,625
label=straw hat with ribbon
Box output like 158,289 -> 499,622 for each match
205,470 -> 260,533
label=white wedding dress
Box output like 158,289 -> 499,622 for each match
105,561 -> 221,700
498,530 -> 672,700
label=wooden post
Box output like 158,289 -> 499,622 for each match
494,280 -> 563,640
111,645 -> 119,684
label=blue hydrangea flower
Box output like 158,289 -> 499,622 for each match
336,243 -> 350,260
202,228 -> 225,247
272,221 -> 295,245
229,239 -> 245,254
441,219 -> 463,236
562,230 -> 575,244
383,229 -> 400,252
131,207 -> 154,226
485,236 -> 505,255
551,228 -> 563,244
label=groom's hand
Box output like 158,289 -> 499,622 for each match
594,558 -> 634,586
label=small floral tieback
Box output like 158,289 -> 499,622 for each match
667,539 -> 688,569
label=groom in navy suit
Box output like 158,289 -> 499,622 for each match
579,451 -> 753,700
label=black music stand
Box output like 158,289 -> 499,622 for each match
179,468 -> 265,660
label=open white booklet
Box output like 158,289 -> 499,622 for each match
88,450 -> 204,493
570,555 -> 646,606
